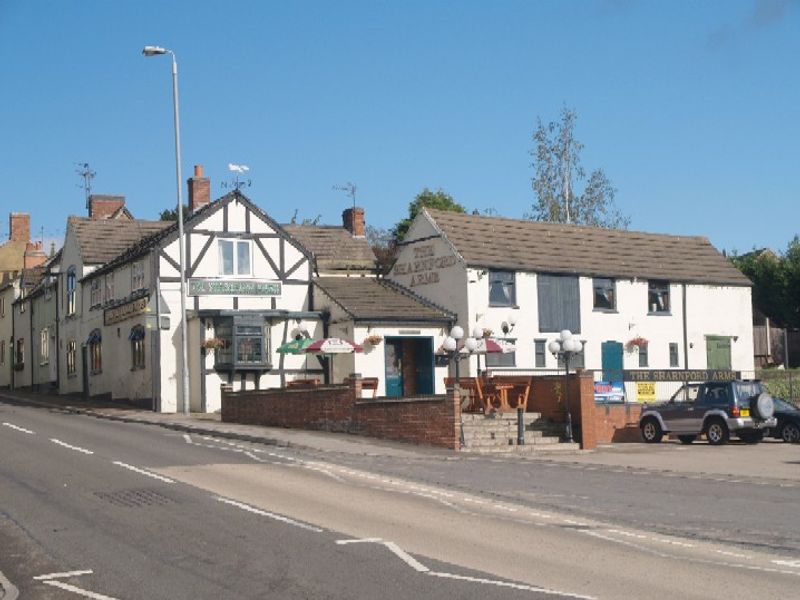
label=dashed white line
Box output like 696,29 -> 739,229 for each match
50,439 -> 94,455
216,497 -> 323,532
2,422 -> 34,434
427,571 -> 596,599
111,461 -> 174,483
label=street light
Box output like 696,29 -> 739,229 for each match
443,325 -> 480,380
548,329 -> 583,443
143,45 -> 190,415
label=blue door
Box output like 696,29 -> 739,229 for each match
414,338 -> 434,395
384,339 -> 403,397
601,341 -> 624,383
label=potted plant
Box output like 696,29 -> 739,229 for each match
363,334 -> 383,346
625,336 -> 648,352
202,337 -> 226,350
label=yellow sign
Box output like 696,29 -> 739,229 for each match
637,382 -> 656,403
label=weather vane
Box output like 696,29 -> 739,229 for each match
222,163 -> 252,191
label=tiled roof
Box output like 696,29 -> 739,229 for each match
314,276 -> 453,322
424,209 -> 750,286
284,225 -> 376,272
0,240 -> 26,275
69,216 -> 171,265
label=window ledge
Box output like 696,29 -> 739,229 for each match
488,303 -> 519,309
593,308 -> 618,314
647,311 -> 672,316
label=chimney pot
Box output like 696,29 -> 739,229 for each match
9,213 -> 30,242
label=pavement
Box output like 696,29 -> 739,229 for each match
2,389 -> 798,481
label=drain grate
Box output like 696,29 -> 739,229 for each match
94,488 -> 175,508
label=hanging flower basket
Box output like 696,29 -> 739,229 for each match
625,336 -> 648,352
363,334 -> 384,346
482,328 -> 494,339
202,337 -> 226,350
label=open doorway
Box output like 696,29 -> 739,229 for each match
384,337 -> 434,397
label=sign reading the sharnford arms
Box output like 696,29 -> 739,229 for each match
624,370 -> 741,382
105,296 -> 149,326
188,279 -> 281,297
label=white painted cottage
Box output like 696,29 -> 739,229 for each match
388,209 -> 755,401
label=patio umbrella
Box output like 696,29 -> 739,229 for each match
305,337 -> 364,383
460,338 -> 516,354
305,337 -> 364,354
276,337 -> 314,354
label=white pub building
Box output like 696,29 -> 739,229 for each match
388,208 -> 755,401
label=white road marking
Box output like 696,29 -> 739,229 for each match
772,559 -> 800,568
216,497 -> 323,532
40,580 -> 118,599
183,434 -> 192,443
50,439 -> 94,455
427,571 -> 597,599
33,570 -> 119,600
111,461 -> 174,483
33,570 -> 94,580
2,422 -> 34,434
714,549 -> 751,559
336,537 -> 384,545
383,541 -> 430,572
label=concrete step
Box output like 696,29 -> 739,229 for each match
462,412 -> 541,423
462,429 -> 547,441
463,432 -> 563,447
461,442 -> 581,455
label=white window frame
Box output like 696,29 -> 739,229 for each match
90,279 -> 102,308
66,267 -> 77,316
40,328 -> 49,365
132,261 -> 145,291
105,274 -> 114,303
218,239 -> 253,277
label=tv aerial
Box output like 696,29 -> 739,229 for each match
75,162 -> 96,209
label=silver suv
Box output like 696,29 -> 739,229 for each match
640,380 -> 777,445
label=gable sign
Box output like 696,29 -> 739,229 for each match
188,278 -> 281,297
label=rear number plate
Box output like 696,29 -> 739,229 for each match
740,408 -> 750,417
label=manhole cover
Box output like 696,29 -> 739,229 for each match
94,488 -> 175,508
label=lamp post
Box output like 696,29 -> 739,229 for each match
143,45 -> 190,415
548,329 -> 583,443
443,325 -> 480,381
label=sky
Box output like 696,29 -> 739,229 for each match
0,0 -> 798,255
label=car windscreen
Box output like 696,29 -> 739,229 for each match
774,398 -> 799,412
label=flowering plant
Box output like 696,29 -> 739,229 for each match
625,336 -> 648,352
482,328 -> 494,338
202,337 -> 226,350
363,334 -> 384,346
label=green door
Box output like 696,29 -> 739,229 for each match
384,339 -> 404,398
601,341 -> 623,382
706,336 -> 732,370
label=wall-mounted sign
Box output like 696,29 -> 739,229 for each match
104,296 -> 149,326
188,278 -> 281,297
392,243 -> 457,287
594,381 -> 625,403
623,370 -> 741,382
636,382 -> 656,403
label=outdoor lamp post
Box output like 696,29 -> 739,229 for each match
548,329 -> 583,443
443,325 -> 480,380
143,45 -> 190,415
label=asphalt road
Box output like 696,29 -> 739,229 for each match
1,399 -> 799,599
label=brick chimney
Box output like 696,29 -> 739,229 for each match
342,207 -> 366,237
188,165 -> 211,212
88,195 -> 126,220
9,213 -> 30,242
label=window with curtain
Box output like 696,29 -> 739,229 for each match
489,270 -> 516,306
66,340 -> 77,375
130,325 -> 146,370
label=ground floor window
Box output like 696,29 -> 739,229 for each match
15,338 -> 24,367
0,340 -> 4,366
40,328 -> 49,365
66,340 -> 77,375
130,325 -> 146,370
88,329 -> 102,374
669,342 -> 679,367
213,316 -> 269,370
534,339 -> 546,368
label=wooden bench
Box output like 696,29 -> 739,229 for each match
286,378 -> 321,388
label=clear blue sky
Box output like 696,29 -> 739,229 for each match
1,0 -> 797,255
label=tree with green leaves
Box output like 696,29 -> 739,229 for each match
391,188 -> 465,242
159,204 -> 190,221
529,106 -> 629,229
731,236 -> 800,329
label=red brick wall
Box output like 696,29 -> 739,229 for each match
221,380 -> 461,450
88,195 -> 125,220
592,403 -> 643,443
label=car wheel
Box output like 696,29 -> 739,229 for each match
705,418 -> 729,445
751,392 -> 775,420
641,418 -> 663,443
780,422 -> 800,443
738,431 -> 763,444
678,435 -> 696,445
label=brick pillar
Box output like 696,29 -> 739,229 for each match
576,371 -> 598,450
347,372 -> 363,399
446,383 -> 461,450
